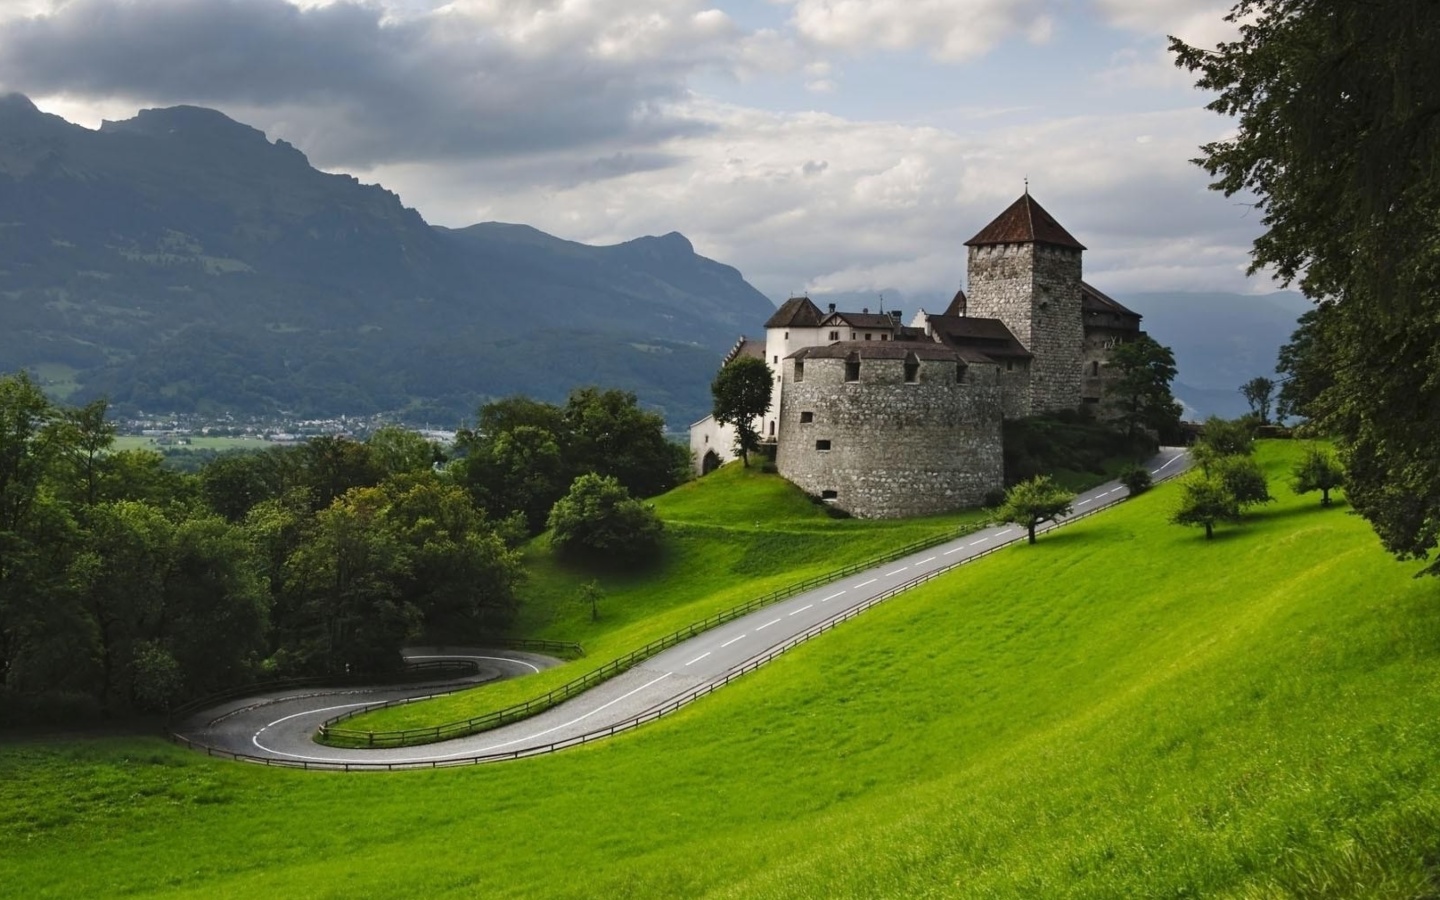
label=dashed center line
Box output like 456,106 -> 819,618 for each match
756,618 -> 782,631
885,567 -> 909,576
915,556 -> 936,565
969,538 -> 988,546
720,635 -> 746,648
788,604 -> 814,616
855,578 -> 877,588
944,547 -> 964,555
820,591 -> 846,603
997,529 -> 1013,536
685,652 -> 711,666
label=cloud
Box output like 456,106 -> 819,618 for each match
783,0 -> 1054,62
0,0 -> 750,166
357,99 -> 1264,306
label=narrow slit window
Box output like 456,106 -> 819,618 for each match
845,361 -> 861,382
800,411 -> 814,423
816,439 -> 832,451
794,359 -> 804,382
821,490 -> 838,500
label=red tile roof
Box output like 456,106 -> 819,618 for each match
964,193 -> 1086,251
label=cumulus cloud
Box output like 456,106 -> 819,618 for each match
0,0 -> 750,166
783,0 -> 1054,62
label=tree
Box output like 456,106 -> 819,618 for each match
1214,455 -> 1273,509
1292,446 -> 1345,506
997,476 -> 1075,545
1172,2 -> 1440,573
1196,416 -> 1253,459
1105,336 -> 1181,440
580,580 -> 603,623
564,387 -> 686,498
1274,307 -> 1337,423
366,426 -> 440,479
547,474 -> 663,564
1238,377 -> 1276,425
1119,465 -> 1152,496
711,356 -> 772,467
1171,474 -> 1242,540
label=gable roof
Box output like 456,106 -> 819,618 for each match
964,193 -> 1086,251
943,289 -> 967,317
926,314 -> 1033,360
821,310 -> 901,330
764,296 -> 825,329
722,337 -> 766,366
1080,281 -> 1141,320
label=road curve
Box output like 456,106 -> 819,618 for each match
173,448 -> 1190,769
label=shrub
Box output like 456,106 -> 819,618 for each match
1119,466 -> 1152,496
547,473 -> 663,565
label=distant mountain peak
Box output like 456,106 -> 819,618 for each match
0,92 -> 39,114
100,104 -> 267,141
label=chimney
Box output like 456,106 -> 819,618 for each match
828,303 -> 836,314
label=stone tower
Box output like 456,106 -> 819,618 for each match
963,193 -> 1085,414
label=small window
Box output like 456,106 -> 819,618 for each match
850,332 -> 856,340
955,364 -> 965,384
773,355 -> 779,364
821,490 -> 838,501
800,411 -> 814,424
845,361 -> 861,382
784,331 -> 790,339
1090,360 -> 1100,376
880,333 -> 889,341
829,330 -> 839,341
769,421 -> 776,437
794,359 -> 804,382
816,439 -> 832,451
903,360 -> 919,383
864,333 -> 872,341
1006,360 -> 1014,372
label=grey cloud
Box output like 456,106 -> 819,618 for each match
0,0 -> 712,166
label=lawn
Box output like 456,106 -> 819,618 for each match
4,441 -> 1438,897
333,462 -> 989,737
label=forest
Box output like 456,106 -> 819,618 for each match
0,372 -> 687,724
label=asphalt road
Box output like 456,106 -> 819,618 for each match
173,447 -> 1189,769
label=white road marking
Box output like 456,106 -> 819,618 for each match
1156,453 -> 1183,472
685,652 -> 711,666
885,567 -> 909,576
915,556 -> 936,565
720,635 -> 746,648
944,547 -> 964,555
756,618 -> 782,631
820,591 -> 846,603
997,529 -> 1013,536
788,604 -> 814,616
969,538 -> 989,546
405,654 -> 542,675
855,578 -> 877,588
254,673 -> 675,763
1077,499 -> 1093,506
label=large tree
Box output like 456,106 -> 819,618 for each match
710,356 -> 772,467
1173,1 -> 1440,573
1105,336 -> 1181,440
1238,377 -> 1275,424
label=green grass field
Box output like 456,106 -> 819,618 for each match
4,441 -> 1438,897
336,463 -> 988,736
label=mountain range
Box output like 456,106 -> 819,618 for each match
0,94 -> 1305,427
0,93 -> 773,426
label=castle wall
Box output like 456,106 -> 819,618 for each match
966,243 -> 1084,414
776,356 -> 1004,518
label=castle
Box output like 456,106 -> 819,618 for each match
689,192 -> 1144,518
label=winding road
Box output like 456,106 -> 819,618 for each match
172,447 -> 1190,770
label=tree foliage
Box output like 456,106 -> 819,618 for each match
1173,1 -> 1440,573
1291,445 -> 1345,506
1104,336 -> 1181,440
1238,377 -> 1276,424
1171,474 -> 1243,540
998,475 -> 1075,545
547,473 -> 664,565
711,356 -> 772,467
1214,454 -> 1273,509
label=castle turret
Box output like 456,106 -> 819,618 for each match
964,193 -> 1085,415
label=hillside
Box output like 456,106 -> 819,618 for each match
4,442 -> 1438,896
0,94 -> 775,425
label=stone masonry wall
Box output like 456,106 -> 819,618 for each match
776,356 -> 1004,518
967,243 -> 1084,414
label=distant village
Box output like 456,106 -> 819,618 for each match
120,412 -> 457,447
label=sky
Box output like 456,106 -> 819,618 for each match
0,0 -> 1271,305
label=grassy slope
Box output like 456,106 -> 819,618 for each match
4,442 -> 1439,897
342,463 -> 986,733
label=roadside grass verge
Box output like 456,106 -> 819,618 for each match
325,463 -> 988,739
6,442 -> 1439,897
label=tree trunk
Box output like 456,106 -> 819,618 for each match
1027,523 -> 1037,544
1321,488 -> 1331,506
1204,521 -> 1214,539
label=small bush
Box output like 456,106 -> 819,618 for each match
982,487 -> 1008,508
1119,466 -> 1152,495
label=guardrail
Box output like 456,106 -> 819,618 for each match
317,523 -> 983,748
166,659 -> 482,725
476,637 -> 585,658
173,452 -> 1190,769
